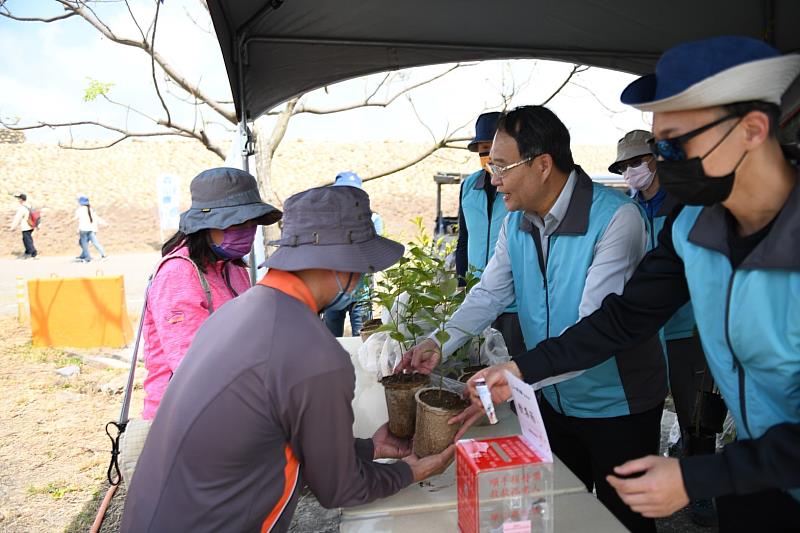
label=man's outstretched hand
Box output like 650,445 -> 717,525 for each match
395,338 -> 441,375
464,361 -> 522,407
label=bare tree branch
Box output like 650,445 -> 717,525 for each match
123,0 -> 147,43
0,7 -> 77,23
442,142 -> 471,150
359,134 -> 471,184
149,0 -> 172,124
101,94 -> 160,123
183,3 -> 213,33
59,130 -> 192,151
267,97 -> 299,156
73,0 -> 115,37
47,0 -> 236,124
364,72 -> 392,102
406,95 -> 438,145
1,117 -> 225,158
279,64 -> 466,116
541,64 -> 589,106
569,81 -> 626,115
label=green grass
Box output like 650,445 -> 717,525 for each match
64,482 -> 126,533
27,481 -> 80,500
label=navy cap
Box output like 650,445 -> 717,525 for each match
468,112 -> 502,152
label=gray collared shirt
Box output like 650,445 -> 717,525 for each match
436,169 -> 647,358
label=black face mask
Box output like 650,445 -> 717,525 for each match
656,120 -> 746,207
657,157 -> 739,206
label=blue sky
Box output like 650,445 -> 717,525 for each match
0,0 -> 652,147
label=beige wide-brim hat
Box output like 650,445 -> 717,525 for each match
609,129 -> 652,174
621,36 -> 800,113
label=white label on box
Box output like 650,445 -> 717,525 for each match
505,370 -> 552,463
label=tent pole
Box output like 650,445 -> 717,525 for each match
238,37 -> 259,287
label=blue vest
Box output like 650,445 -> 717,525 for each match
508,171 -> 665,417
461,169 -> 516,313
642,193 -> 696,340
672,203 -> 800,503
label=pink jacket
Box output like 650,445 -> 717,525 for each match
141,247 -> 251,420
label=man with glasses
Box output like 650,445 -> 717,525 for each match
462,36 -> 800,531
610,130 -> 719,526
455,111 -> 525,356
399,105 -> 666,532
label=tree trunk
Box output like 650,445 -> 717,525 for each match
253,118 -> 281,253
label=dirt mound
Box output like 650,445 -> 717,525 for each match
0,140 -> 616,257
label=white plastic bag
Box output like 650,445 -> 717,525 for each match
358,331 -> 387,374
357,330 -> 405,379
480,327 -> 511,365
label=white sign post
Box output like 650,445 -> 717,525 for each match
156,174 -> 181,242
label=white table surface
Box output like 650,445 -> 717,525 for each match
339,492 -> 627,532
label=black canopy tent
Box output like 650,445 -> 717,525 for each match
204,0 -> 800,284
205,0 -> 800,124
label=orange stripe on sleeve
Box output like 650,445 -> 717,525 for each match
261,444 -> 300,533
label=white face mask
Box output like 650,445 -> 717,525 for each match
623,161 -> 656,191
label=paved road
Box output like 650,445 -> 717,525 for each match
0,252 -> 160,317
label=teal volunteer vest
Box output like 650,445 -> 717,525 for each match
461,169 -> 516,313
671,197 -> 800,501
508,169 -> 666,418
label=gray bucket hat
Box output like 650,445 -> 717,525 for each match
179,167 -> 282,234
608,130 -> 653,174
264,185 -> 403,273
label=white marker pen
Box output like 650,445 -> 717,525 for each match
474,377 -> 498,424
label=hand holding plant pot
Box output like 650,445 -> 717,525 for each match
371,422 -> 412,459
448,403 -> 486,441
402,444 -> 457,482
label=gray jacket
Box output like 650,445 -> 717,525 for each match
121,284 -> 412,532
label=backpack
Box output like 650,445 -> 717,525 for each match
26,206 -> 41,230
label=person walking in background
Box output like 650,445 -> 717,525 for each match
74,196 -> 108,262
117,168 -> 281,484
322,171 -> 384,336
9,192 -> 37,259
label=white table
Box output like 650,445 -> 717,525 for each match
337,337 -> 626,532
340,493 -> 626,533
342,402 -> 587,520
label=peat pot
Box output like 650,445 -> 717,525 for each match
380,373 -> 429,438
412,387 -> 469,457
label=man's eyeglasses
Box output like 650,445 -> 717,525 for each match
647,113 -> 740,162
487,154 -> 539,178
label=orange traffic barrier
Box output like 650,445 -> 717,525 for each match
28,275 -> 133,348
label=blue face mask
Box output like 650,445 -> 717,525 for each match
322,272 -> 361,313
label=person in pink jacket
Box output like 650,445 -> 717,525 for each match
141,167 -> 282,420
